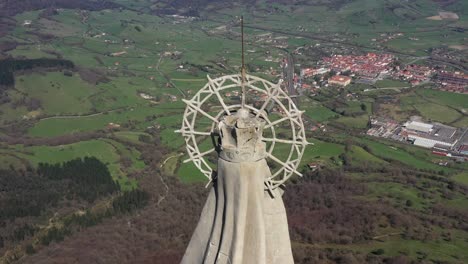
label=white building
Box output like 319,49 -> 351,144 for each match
407,132 -> 453,148
402,121 -> 459,149
403,121 -> 433,133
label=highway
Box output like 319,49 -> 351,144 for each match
282,52 -> 299,105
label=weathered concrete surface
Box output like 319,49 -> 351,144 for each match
181,110 -> 294,264
181,158 -> 294,264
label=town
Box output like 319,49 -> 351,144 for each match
277,51 -> 468,162
294,52 -> 467,94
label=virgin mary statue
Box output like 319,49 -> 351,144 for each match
181,108 -> 294,264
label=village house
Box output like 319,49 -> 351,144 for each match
328,75 -> 352,87
107,123 -> 121,130
110,51 -> 127,57
300,68 -> 329,78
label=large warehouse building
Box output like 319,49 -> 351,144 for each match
401,121 -> 460,149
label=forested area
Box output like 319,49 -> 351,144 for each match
11,160 -> 466,264
2,137 -> 467,263
36,189 -> 149,248
0,0 -> 121,17
0,157 -> 120,256
286,165 -> 468,263
0,58 -> 74,87
37,157 -> 119,201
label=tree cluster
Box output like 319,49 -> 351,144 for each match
112,189 -> 149,214
0,0 -> 121,17
0,157 -> 119,252
37,157 -> 119,202
0,58 -> 74,88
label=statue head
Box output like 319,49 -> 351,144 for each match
218,108 -> 266,163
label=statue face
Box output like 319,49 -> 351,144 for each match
218,110 -> 267,163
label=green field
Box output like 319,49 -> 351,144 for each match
299,138 -> 345,168
178,160 -> 208,183
113,131 -> 151,145
15,72 -> 95,114
348,145 -> 388,166
399,90 -> 465,125
28,102 -> 184,137
413,104 -> 461,124
336,115 -> 370,129
302,103 -> 338,122
417,89 -> 468,110
0,139 -> 142,190
452,172 -> 468,186
356,137 -> 452,173
317,232 -> 468,263
453,117 -> 468,128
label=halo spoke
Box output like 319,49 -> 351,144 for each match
176,129 -> 212,136
255,89 -> 277,118
183,99 -> 219,124
262,137 -> 305,145
208,77 -> 231,116
266,152 -> 302,177
264,111 -> 303,129
184,147 -> 216,163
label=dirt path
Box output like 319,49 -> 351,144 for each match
372,232 -> 402,240
160,152 -> 184,169
38,106 -> 130,121
157,152 -> 184,206
364,87 -> 410,92
157,174 -> 170,206
172,78 -> 206,82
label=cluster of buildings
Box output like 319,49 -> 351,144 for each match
300,67 -> 329,77
321,53 -> 395,79
366,117 -> 402,141
401,120 -> 460,149
298,53 -> 396,91
434,71 -> 468,93
367,117 -> 468,160
393,65 -> 468,92
394,64 -> 433,86
371,33 -> 405,44
298,53 -> 395,91
295,52 -> 466,93
254,33 -> 289,49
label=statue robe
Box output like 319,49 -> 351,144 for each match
181,158 -> 294,264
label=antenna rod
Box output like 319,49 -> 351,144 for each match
241,16 -> 246,108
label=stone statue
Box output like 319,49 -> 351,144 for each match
181,108 -> 294,264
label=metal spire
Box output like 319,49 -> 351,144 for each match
241,16 -> 246,108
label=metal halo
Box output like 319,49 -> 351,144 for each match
176,74 -> 310,190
